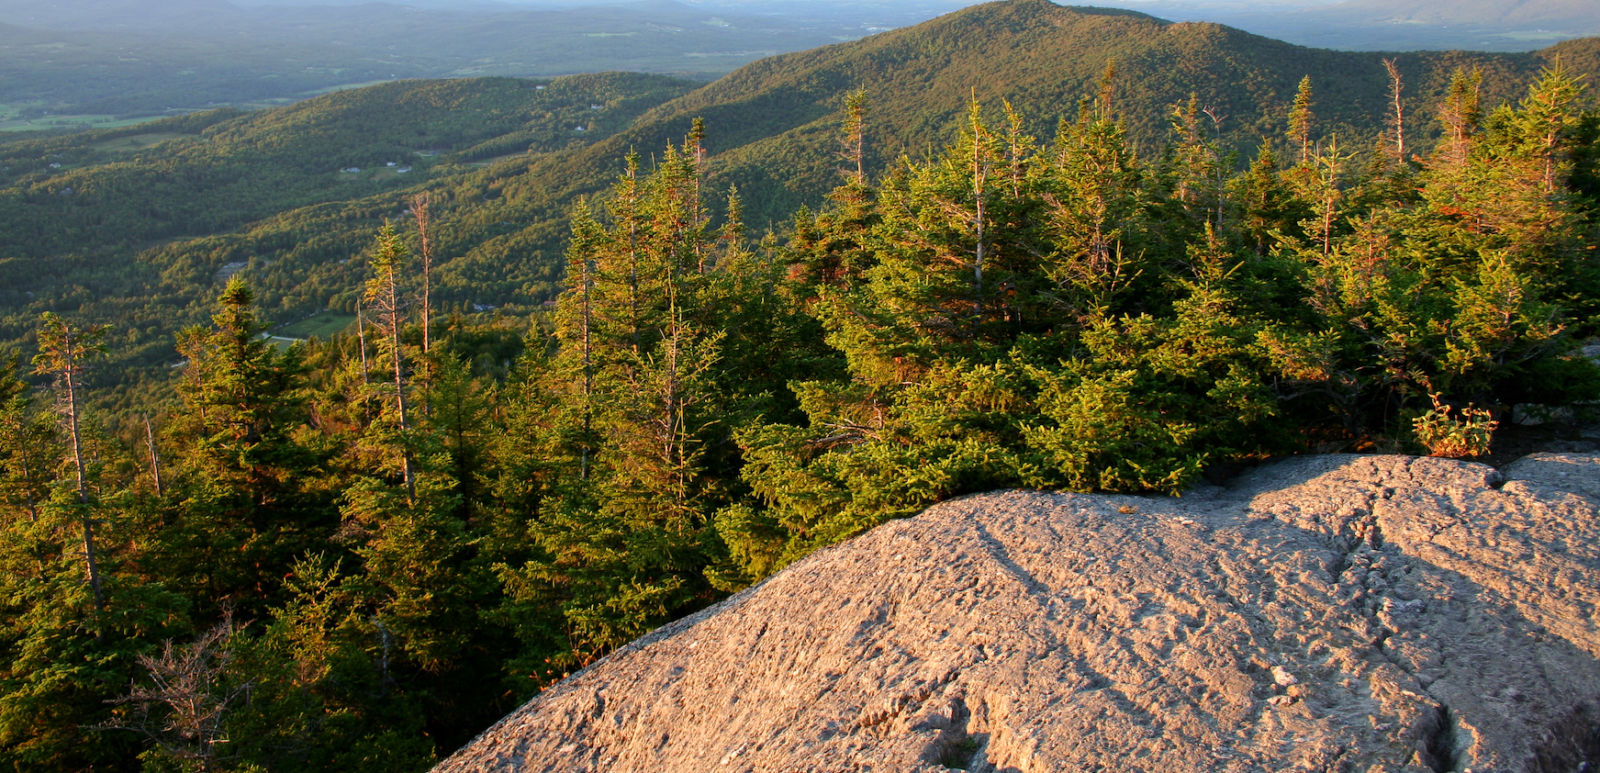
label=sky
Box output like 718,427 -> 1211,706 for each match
13,0 -> 1596,53
221,0 -> 1348,8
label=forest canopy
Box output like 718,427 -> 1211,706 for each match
2,57 -> 1598,772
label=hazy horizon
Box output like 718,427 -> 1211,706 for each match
3,0 -> 1594,131
8,0 -> 1593,46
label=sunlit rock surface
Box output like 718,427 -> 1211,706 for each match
439,453 -> 1600,773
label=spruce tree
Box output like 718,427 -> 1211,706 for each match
163,278 -> 322,613
2,323 -> 187,771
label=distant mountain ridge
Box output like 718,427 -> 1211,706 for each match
0,0 -> 867,115
1087,0 -> 1600,50
1322,0 -> 1599,28
603,0 -> 1599,219
0,0 -> 242,29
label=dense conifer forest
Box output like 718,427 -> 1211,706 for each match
2,2 -> 1599,770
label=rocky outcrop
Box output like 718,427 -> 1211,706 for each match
438,453 -> 1600,772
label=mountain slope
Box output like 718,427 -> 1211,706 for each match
575,0 -> 1598,219
2,0 -> 1595,382
0,73 -> 694,365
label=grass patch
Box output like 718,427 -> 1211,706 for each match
88,132 -> 187,153
262,335 -> 303,352
301,80 -> 394,97
276,311 -> 356,340
336,164 -> 423,182
468,153 -> 525,168
0,112 -> 161,133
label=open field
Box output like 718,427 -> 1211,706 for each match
87,132 -> 188,154
467,153 -> 526,168
275,311 -> 357,340
0,103 -> 164,133
300,80 -> 396,97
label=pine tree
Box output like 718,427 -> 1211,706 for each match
1505,62 -> 1587,194
495,126 -> 745,664
1040,93 -> 1159,320
842,89 -> 868,187
412,192 -> 436,359
841,98 -> 1039,372
1231,143 -> 1304,255
790,93 -> 882,294
1165,93 -> 1230,234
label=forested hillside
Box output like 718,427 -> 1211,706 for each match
649,2 -> 1600,218
1,2 -> 1599,770
2,0 -> 1594,399
0,73 -> 694,388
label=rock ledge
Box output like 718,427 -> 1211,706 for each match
439,453 -> 1600,772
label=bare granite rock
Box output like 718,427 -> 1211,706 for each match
438,453 -> 1600,772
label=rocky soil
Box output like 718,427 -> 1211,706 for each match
438,453 -> 1600,772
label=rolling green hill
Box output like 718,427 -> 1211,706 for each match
1,0 -> 1595,390
629,0 -> 1599,220
0,72 -> 694,371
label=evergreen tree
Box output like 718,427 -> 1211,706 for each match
496,127 -> 741,666
1288,75 -> 1315,166
0,361 -> 55,537
790,92 -> 881,292
1,323 -> 187,770
31,312 -> 110,612
1437,67 -> 1484,171
162,278 -> 323,614
1039,93 -> 1161,320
